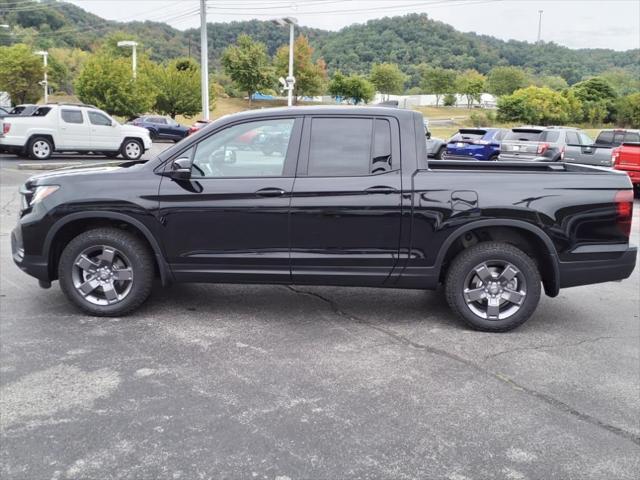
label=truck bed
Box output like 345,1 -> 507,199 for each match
426,159 -> 621,175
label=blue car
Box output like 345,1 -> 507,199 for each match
444,128 -> 508,161
128,115 -> 189,142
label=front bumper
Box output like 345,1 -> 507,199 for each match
558,245 -> 637,288
11,226 -> 50,282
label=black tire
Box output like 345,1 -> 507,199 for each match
445,242 -> 541,332
120,139 -> 144,160
488,153 -> 499,161
147,129 -> 158,140
27,136 -> 53,160
435,146 -> 445,159
58,228 -> 154,316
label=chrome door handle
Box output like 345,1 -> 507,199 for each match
255,187 -> 286,197
365,185 -> 398,194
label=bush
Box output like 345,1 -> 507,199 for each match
469,110 -> 495,127
443,93 -> 457,106
616,93 -> 640,128
497,86 -> 571,125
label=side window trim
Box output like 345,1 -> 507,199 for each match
177,116 -> 302,179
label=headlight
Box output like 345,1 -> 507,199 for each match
30,185 -> 59,206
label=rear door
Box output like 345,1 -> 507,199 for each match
289,115 -> 402,286
58,108 -> 91,149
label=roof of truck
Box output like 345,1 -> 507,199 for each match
216,105 -> 420,121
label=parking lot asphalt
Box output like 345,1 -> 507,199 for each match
1,148 -> 639,479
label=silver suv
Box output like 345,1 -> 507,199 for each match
499,126 -> 583,162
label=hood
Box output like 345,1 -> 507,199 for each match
26,160 -> 147,187
121,124 -> 151,137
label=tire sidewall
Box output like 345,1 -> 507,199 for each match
121,139 -> 143,160
58,229 -> 153,316
29,137 -> 53,160
446,243 -> 541,332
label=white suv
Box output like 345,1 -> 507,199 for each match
0,104 -> 152,160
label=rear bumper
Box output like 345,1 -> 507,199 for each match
558,245 -> 637,288
499,154 -> 552,162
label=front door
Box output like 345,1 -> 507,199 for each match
87,109 -> 120,150
157,116 -> 301,283
289,116 -> 403,286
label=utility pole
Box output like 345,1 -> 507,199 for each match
200,0 -> 209,120
34,50 -> 48,103
271,17 -> 298,107
537,10 -> 543,44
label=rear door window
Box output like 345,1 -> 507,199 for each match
61,109 -> 84,124
565,131 -> 580,145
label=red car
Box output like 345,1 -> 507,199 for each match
613,142 -> 640,195
187,119 -> 211,135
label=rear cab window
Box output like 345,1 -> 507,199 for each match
624,131 -> 640,143
450,129 -> 486,142
305,116 -> 395,176
504,129 -> 543,142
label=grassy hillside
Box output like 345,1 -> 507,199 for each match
2,0 -> 638,86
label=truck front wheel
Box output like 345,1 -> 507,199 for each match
28,136 -> 53,160
58,228 -> 154,316
445,242 -> 541,332
121,139 -> 143,160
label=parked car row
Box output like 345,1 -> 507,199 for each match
438,125 -> 639,168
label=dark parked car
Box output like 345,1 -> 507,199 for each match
499,126 -> 585,162
128,115 -> 189,141
188,119 -> 211,135
12,107 -> 636,332
444,128 -> 508,161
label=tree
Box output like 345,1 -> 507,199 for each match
369,63 -> 406,100
600,68 -> 640,97
616,93 -> 640,128
497,86 -> 572,125
570,77 -> 618,123
152,58 -> 214,119
328,71 -> 375,105
456,69 -> 485,108
75,54 -> 156,118
486,66 -> 528,97
537,75 -> 569,91
221,34 -> 273,105
274,35 -> 327,103
0,44 -> 44,104
420,67 -> 456,106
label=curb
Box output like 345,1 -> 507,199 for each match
18,162 -> 88,170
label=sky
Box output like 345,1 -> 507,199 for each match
64,0 -> 640,51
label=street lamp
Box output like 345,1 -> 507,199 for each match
117,40 -> 138,79
34,50 -> 48,104
271,17 -> 298,107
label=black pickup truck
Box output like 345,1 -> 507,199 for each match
11,107 -> 637,331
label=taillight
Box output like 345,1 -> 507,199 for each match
537,143 -> 549,155
612,147 -> 620,167
2,123 -> 10,135
615,190 -> 633,237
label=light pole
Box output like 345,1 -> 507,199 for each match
34,50 -> 48,104
271,17 -> 298,107
537,10 -> 543,44
200,0 -> 209,120
117,40 -> 138,79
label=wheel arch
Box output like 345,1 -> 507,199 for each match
435,219 -> 560,297
27,133 -> 56,151
44,211 -> 172,286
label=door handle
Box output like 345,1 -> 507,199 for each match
255,187 -> 286,197
365,185 -> 398,194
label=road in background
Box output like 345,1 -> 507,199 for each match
1,150 -> 639,479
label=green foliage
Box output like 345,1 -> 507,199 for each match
328,71 -> 375,104
616,93 -> 640,128
570,77 -> 618,123
420,67 -> 457,106
497,86 -> 572,125
369,63 -> 406,99
600,68 -> 640,97
274,35 -> 327,102
221,34 -> 273,104
75,54 -> 156,117
486,66 -> 529,96
0,43 -> 43,103
469,110 -> 495,127
456,69 -> 485,108
536,75 -> 569,91
152,58 -> 213,119
443,93 -> 457,106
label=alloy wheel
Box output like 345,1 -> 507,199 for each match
32,140 -> 50,159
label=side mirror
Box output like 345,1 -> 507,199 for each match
111,120 -> 117,127
426,131 -> 432,139
166,157 -> 192,180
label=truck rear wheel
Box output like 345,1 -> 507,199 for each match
445,242 -> 541,332
28,136 -> 53,160
58,228 -> 154,316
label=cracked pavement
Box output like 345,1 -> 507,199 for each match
1,152 -> 639,479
